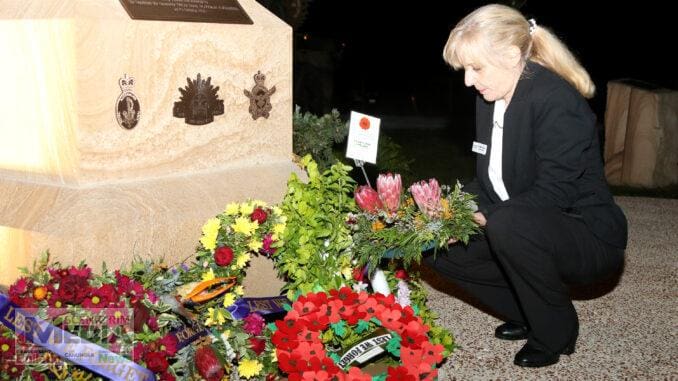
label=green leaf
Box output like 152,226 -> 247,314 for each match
330,321 -> 347,338
355,320 -> 370,334
386,335 -> 401,357
267,322 -> 277,332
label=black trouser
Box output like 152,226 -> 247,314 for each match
424,205 -> 624,354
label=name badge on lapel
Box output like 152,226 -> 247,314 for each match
472,141 -> 487,155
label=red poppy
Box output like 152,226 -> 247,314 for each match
271,331 -> 299,351
394,269 -> 409,280
293,300 -> 320,317
344,309 -> 367,325
295,341 -> 326,360
277,350 -> 307,373
329,287 -> 359,306
346,367 -> 371,381
275,317 -> 307,337
419,341 -> 444,366
387,366 -> 416,381
305,312 -> 330,331
359,117 -> 370,130
400,347 -> 423,367
298,291 -> 328,308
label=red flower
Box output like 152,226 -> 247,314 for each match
275,318 -> 307,337
250,207 -> 268,224
56,274 -> 90,304
2,361 -> 24,379
243,313 -> 266,336
31,371 -> 47,381
293,300 -> 320,317
159,334 -> 179,356
132,342 -> 146,362
387,366 -> 416,381
144,351 -> 169,373
195,346 -> 224,381
295,341 -> 325,360
249,337 -> 266,355
297,291 -> 328,308
271,331 -> 299,351
305,313 -> 329,331
147,316 -> 160,331
260,233 -> 277,256
394,269 -> 409,280
330,287 -> 359,306
419,341 -> 444,366
346,367 -> 371,381
214,246 -> 234,267
354,186 -> 383,214
68,265 -> 92,278
159,372 -> 176,381
277,350 -> 307,373
0,336 -> 15,360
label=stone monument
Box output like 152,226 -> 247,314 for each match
0,0 -> 295,294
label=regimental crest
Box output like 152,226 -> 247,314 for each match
244,71 -> 276,120
116,74 -> 141,129
173,74 -> 224,125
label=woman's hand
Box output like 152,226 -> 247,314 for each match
473,212 -> 487,227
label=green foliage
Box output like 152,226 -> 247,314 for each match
276,155 -> 357,299
352,182 -> 480,273
293,107 -> 349,171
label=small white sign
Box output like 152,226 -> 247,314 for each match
472,141 -> 487,155
346,111 -> 380,164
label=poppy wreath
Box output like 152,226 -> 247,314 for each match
271,287 -> 444,381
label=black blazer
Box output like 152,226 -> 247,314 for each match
465,62 -> 628,249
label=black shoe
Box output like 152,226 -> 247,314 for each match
513,340 -> 576,368
494,322 -> 529,341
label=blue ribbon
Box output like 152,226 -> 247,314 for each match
226,296 -> 289,320
0,293 -> 155,381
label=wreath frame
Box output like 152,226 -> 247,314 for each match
271,287 -> 444,381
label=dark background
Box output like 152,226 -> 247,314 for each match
284,0 -> 676,121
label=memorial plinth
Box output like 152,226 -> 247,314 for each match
0,0 -> 295,293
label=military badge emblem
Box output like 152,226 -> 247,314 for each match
244,71 -> 276,120
116,74 -> 140,129
173,74 -> 225,125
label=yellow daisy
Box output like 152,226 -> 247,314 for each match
240,202 -> 255,216
232,217 -> 258,237
271,206 -> 282,216
201,268 -> 216,282
273,223 -> 286,236
205,307 -> 226,326
252,199 -> 268,207
200,218 -> 221,251
224,202 -> 240,216
233,285 -> 244,296
223,293 -> 236,308
235,253 -> 251,269
248,239 -> 263,251
238,358 -> 263,379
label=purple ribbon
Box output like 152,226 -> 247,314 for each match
226,296 -> 289,319
0,293 -> 155,380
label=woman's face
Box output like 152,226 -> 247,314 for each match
461,47 -> 523,104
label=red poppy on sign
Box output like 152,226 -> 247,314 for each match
359,117 -> 370,130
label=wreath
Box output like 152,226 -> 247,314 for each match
271,287 -> 444,381
172,199 -> 286,379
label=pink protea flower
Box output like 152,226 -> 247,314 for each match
377,173 -> 402,214
355,185 -> 383,214
409,179 -> 442,218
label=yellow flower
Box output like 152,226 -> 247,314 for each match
271,206 -> 282,216
238,358 -> 263,379
240,202 -> 255,216
205,307 -> 226,326
200,218 -> 221,251
202,268 -> 216,282
341,266 -> 353,280
223,293 -> 236,308
232,217 -> 258,237
235,253 -> 251,269
252,199 -> 268,207
221,329 -> 231,341
224,202 -> 240,216
233,285 -> 244,296
371,220 -> 385,232
273,223 -> 286,236
248,239 -> 263,252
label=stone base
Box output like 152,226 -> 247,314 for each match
0,160 -> 300,295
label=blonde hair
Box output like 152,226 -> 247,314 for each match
443,4 -> 595,98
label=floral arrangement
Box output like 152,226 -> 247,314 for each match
172,199 -> 286,380
275,155 -> 359,299
350,173 -> 480,271
271,287 -> 444,380
1,252 -> 181,380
